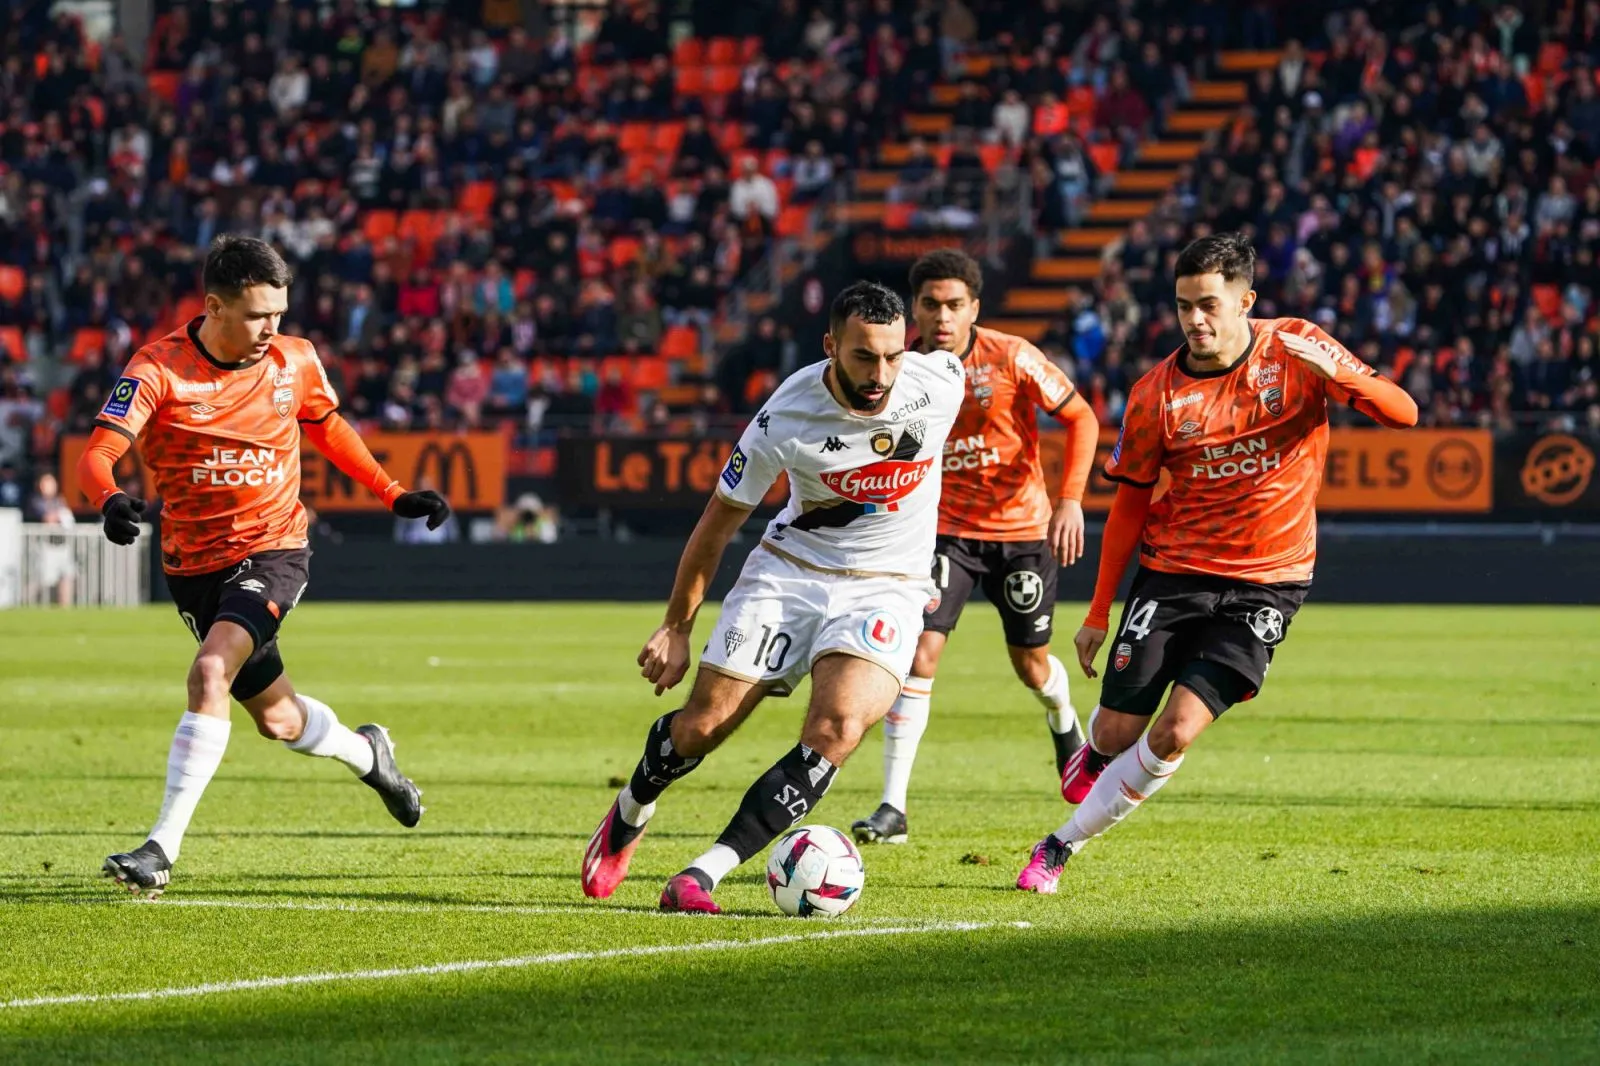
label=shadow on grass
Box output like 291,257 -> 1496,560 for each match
1,903 -> 1596,1065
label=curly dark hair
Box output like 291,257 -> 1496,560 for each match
908,248 -> 984,300
829,280 -> 906,334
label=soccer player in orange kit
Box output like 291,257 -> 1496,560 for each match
80,236 -> 451,897
1018,232 -> 1419,893
852,249 -> 1100,846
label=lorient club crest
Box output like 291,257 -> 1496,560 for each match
1261,385 -> 1283,417
273,386 -> 295,418
1113,642 -> 1133,671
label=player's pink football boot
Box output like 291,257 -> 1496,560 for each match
659,873 -> 721,914
1060,742 -> 1111,804
581,800 -> 647,899
1016,834 -> 1074,894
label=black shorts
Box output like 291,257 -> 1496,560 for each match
924,535 -> 1057,648
1098,567 -> 1309,718
165,548 -> 311,700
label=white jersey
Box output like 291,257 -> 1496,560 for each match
716,353 -> 966,577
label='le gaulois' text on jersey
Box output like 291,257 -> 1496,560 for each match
717,354 -> 966,576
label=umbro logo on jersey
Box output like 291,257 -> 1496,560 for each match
821,437 -> 849,452
756,411 -> 770,434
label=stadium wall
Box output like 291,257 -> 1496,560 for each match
143,531 -> 1599,607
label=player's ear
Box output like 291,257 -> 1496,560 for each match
822,330 -> 837,360
1240,288 -> 1257,316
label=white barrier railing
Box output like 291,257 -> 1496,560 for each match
10,522 -> 150,608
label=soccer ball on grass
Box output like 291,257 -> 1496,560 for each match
765,825 -> 865,918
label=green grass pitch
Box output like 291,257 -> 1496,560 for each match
1,601 -> 1597,1064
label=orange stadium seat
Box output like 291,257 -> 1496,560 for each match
775,203 -> 811,238
673,38 -> 704,66
706,66 -> 741,97
1538,41 -> 1567,75
652,122 -> 685,155
705,37 -> 739,65
70,328 -> 107,364
1089,142 -> 1120,175
774,177 -> 794,206
457,181 -> 496,219
659,325 -> 700,360
632,358 -> 670,390
978,143 -> 1009,173
1532,284 -> 1562,323
675,67 -> 707,96
147,70 -> 180,105
363,209 -> 399,243
740,37 -> 763,63
609,236 -> 642,270
0,265 -> 24,303
47,386 -> 71,421
0,326 -> 24,361
619,122 -> 653,153
716,121 -> 745,153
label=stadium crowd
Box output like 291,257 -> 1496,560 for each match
0,0 -> 1595,504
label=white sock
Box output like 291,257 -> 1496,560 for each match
1032,654 -> 1078,735
617,784 -> 655,828
1055,733 -> 1183,849
147,711 -> 232,863
284,694 -> 375,776
687,843 -> 742,889
881,676 -> 933,812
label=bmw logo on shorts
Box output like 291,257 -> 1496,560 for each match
1005,570 -> 1044,613
862,610 -> 902,653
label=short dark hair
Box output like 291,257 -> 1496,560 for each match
203,235 -> 293,299
908,248 -> 984,300
1174,232 -> 1256,287
830,280 -> 905,334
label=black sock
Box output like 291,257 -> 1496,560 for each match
626,711 -> 701,807
713,743 -> 838,863
1086,747 -> 1114,775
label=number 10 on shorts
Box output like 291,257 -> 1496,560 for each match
754,625 -> 791,672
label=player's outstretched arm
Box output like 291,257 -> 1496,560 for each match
77,426 -> 145,545
300,413 -> 452,529
1278,328 -> 1419,428
1050,392 -> 1099,567
1077,482 -> 1155,679
639,493 -> 753,696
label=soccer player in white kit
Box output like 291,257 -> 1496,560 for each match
581,281 -> 966,913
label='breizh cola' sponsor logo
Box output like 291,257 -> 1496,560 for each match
820,458 -> 934,504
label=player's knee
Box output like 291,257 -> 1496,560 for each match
1088,706 -> 1142,755
1144,715 -> 1194,760
186,651 -> 234,707
802,713 -> 865,764
911,634 -> 943,678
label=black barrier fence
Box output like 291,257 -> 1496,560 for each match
1495,431 -> 1600,519
149,528 -> 1596,606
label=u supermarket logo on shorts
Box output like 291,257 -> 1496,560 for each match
861,610 -> 902,654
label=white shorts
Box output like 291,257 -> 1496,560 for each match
38,545 -> 75,586
700,547 -> 934,697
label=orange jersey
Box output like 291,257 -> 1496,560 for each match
936,326 -> 1079,540
1105,317 -> 1381,584
94,319 -> 339,575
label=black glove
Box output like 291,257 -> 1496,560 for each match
102,493 -> 146,546
392,489 -> 451,530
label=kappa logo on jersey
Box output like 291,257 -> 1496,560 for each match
1004,570 -> 1043,612
756,411 -> 770,434
721,446 -> 747,489
861,610 -> 902,653
870,430 -> 893,456
1113,642 -> 1133,671
819,458 -> 934,510
821,436 -> 849,452
103,377 -> 141,418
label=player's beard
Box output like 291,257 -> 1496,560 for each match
831,361 -> 888,411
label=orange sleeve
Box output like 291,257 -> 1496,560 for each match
1085,482 -> 1154,631
78,426 -> 133,510
300,413 -> 405,507
1332,370 -> 1419,428
1053,391 -> 1099,502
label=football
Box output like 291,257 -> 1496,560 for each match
765,824 -> 866,918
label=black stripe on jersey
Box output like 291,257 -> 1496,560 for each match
297,408 -> 339,425
1103,470 -> 1159,489
788,500 -> 867,531
1046,384 -> 1078,417
93,418 -> 137,443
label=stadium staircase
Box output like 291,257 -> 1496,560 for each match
826,50 -> 1283,344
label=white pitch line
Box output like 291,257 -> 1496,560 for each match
1,920 -> 1031,1011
